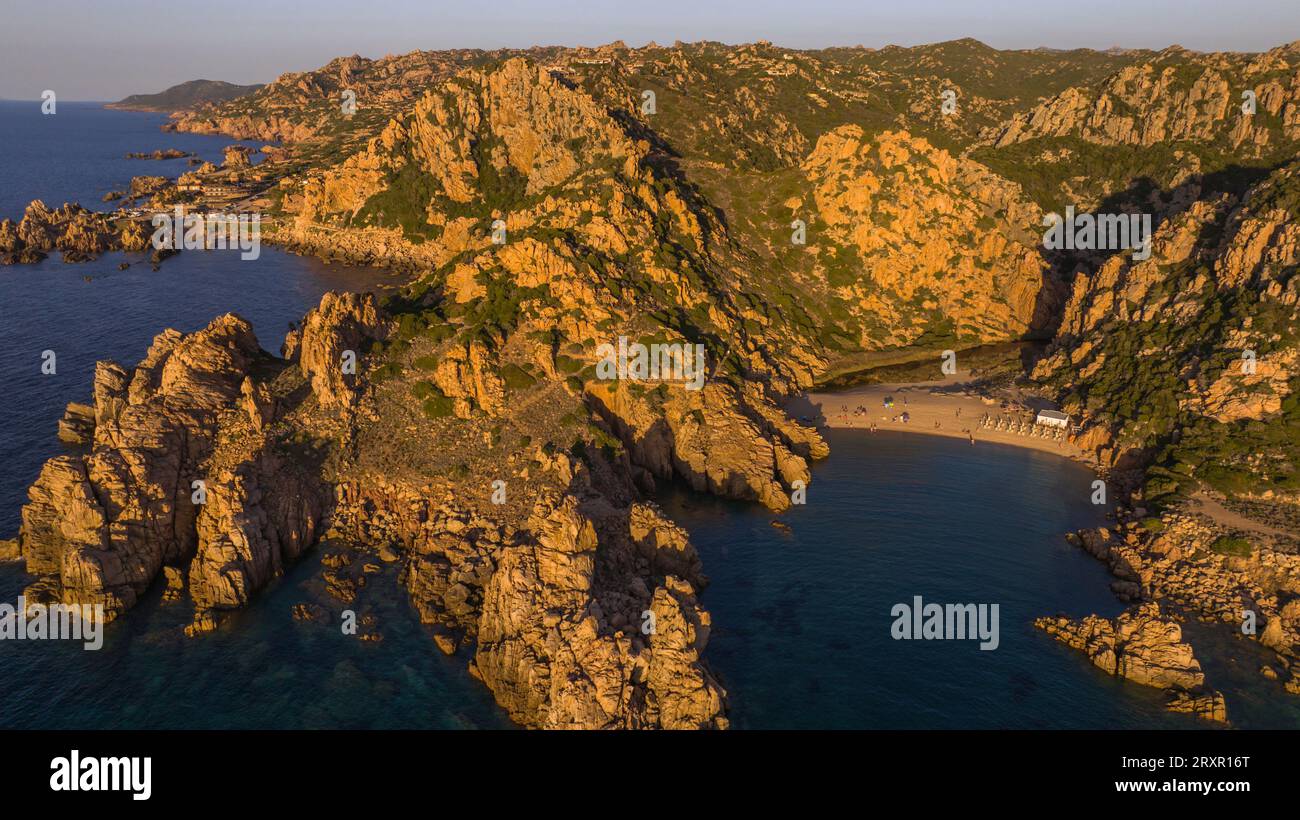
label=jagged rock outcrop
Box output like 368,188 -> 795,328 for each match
188,449 -> 326,633
56,403 -> 95,445
430,339 -> 506,417
1033,160 -> 1300,467
129,176 -> 169,198
588,380 -> 826,512
284,57 -> 680,259
329,454 -> 728,728
0,200 -> 144,264
284,291 -> 389,410
19,315 -> 264,616
222,145 -> 252,169
172,51 -> 486,142
239,377 -> 276,432
992,44 -> 1300,154
1036,602 -> 1227,721
1037,602 -> 1205,689
471,493 -> 725,728
1166,689 -> 1229,722
1067,509 -> 1300,692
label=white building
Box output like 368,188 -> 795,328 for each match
1035,409 -> 1070,429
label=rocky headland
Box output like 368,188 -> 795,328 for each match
9,37 -> 1300,727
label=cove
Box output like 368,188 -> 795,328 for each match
660,428 -> 1207,729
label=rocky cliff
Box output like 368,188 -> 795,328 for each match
793,125 -> 1054,347
1032,160 -> 1299,476
991,44 -> 1300,155
20,316 -> 280,619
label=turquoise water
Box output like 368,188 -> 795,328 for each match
663,429 -> 1300,729
0,549 -> 512,729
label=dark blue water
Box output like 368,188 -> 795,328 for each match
0,100 -> 263,220
663,429 -> 1300,729
0,250 -> 516,729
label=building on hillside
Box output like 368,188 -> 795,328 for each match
1035,409 -> 1071,429
201,183 -> 244,198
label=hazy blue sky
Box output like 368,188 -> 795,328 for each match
2,0 -> 1297,100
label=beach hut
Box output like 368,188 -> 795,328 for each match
1035,409 -> 1070,429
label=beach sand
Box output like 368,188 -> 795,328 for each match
789,378 -> 1090,462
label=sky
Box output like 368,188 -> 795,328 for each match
1,0 -> 1297,100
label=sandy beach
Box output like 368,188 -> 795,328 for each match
789,377 -> 1091,463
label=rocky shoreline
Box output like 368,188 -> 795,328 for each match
1035,603 -> 1228,723
9,37 -> 1300,730
10,291 -> 768,728
0,200 -> 152,265
1035,500 -> 1300,723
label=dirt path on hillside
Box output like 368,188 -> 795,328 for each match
1188,493 -> 1299,541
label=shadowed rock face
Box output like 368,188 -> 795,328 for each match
308,361 -> 732,726
588,379 -> 826,513
1033,160 -> 1300,468
187,448 -> 327,634
472,494 -> 726,728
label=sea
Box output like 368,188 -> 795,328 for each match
1,100 -> 1295,729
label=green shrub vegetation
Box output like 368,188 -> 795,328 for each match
414,383 -> 455,418
1209,535 -> 1253,558
500,363 -> 538,392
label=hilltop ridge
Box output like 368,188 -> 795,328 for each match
107,79 -> 263,112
